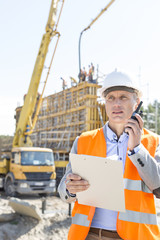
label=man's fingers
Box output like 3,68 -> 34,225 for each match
66,179 -> 89,186
67,184 -> 90,194
125,123 -> 141,135
125,127 -> 134,135
125,115 -> 143,135
69,184 -> 90,191
127,114 -> 143,129
65,180 -> 89,191
65,174 -> 90,194
65,173 -> 90,194
66,173 -> 81,181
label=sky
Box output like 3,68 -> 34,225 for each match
0,0 -> 160,136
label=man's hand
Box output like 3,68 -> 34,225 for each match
125,113 -> 143,151
65,173 -> 90,195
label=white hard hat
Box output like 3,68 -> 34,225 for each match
99,69 -> 142,98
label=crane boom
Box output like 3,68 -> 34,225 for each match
79,0 -> 116,71
13,0 -> 64,148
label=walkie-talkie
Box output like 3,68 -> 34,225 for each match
131,101 -> 143,121
125,101 -> 143,134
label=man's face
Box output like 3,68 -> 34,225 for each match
105,90 -> 139,124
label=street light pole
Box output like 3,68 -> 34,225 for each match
78,31 -> 84,73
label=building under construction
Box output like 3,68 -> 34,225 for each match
15,81 -> 107,187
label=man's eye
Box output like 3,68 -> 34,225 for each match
108,96 -> 114,100
121,96 -> 127,100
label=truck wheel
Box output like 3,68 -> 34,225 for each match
5,179 -> 16,197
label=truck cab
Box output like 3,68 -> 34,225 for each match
4,147 -> 56,196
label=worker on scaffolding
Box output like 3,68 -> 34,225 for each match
78,67 -> 87,83
78,69 -> 83,83
88,63 -> 96,83
91,62 -> 95,76
88,65 -> 93,82
61,77 -> 67,90
58,70 -> 160,240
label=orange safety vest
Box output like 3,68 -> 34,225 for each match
68,128 -> 160,240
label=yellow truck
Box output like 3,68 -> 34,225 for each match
0,0 -> 64,196
0,147 -> 56,196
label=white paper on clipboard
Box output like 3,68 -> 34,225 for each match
70,153 -> 125,212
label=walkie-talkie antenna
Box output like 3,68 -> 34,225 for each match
135,101 -> 143,113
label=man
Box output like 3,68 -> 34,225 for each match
58,70 -> 160,240
78,69 -> 83,83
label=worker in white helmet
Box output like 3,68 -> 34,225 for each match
58,70 -> 160,240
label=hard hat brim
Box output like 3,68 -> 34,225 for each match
99,85 -> 142,98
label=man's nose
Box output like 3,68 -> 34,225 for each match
113,98 -> 121,106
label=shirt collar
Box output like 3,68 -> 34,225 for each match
105,122 -> 128,143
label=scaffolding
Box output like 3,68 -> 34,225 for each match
31,82 -> 106,150
15,82 -> 108,187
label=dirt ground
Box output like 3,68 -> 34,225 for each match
0,191 -> 160,240
0,192 -> 72,240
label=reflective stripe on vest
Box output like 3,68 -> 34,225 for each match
119,210 -> 157,225
72,213 -> 90,227
124,178 -> 152,193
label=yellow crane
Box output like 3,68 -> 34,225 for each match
0,0 -> 65,196
13,0 -> 64,147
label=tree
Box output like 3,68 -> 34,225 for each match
142,100 -> 160,134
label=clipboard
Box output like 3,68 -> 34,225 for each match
70,153 -> 125,212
